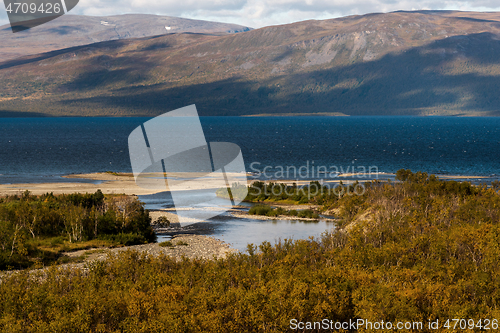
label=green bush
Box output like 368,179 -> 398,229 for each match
50,236 -> 65,246
297,209 -> 320,219
275,207 -> 285,215
156,216 -> 170,227
248,205 -> 273,216
265,210 -> 279,217
98,233 -> 147,246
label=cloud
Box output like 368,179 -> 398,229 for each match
2,0 -> 500,29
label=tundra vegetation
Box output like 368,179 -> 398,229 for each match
1,170 -> 500,332
248,205 -> 320,219
0,190 -> 155,270
216,180 -> 330,205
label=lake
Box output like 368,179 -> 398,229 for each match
2,116 -> 500,181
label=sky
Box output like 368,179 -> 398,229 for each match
2,0 -> 500,29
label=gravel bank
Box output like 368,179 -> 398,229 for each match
66,234 -> 236,262
0,234 -> 236,283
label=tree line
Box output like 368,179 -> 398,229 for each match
0,190 -> 155,270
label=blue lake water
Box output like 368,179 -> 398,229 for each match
1,116 -> 499,250
1,116 -> 500,182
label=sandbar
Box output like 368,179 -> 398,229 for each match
0,172 -> 249,196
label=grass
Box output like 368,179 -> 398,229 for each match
83,249 -> 107,256
55,255 -> 86,265
31,237 -> 120,256
259,199 -> 301,205
104,171 -> 132,177
248,204 -> 320,219
159,240 -> 189,247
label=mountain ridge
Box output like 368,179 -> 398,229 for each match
0,14 -> 252,62
1,10 -> 500,116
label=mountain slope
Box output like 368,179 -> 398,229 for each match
0,14 -> 251,62
1,10 -> 500,116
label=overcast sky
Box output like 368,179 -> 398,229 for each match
2,0 -> 500,29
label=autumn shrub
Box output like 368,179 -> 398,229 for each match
1,171 -> 500,332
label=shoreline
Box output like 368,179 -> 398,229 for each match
0,171 -> 249,196
0,171 -> 494,197
229,210 -> 335,222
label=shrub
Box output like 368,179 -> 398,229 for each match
266,210 -> 279,217
297,209 -> 319,219
248,205 -> 273,216
275,207 -> 286,215
156,216 -> 170,227
98,233 -> 147,246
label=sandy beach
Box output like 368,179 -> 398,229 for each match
0,172 -> 249,197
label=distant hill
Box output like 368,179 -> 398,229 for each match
2,10 -> 500,116
0,14 -> 251,62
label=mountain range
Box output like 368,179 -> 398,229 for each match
1,11 -> 500,116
